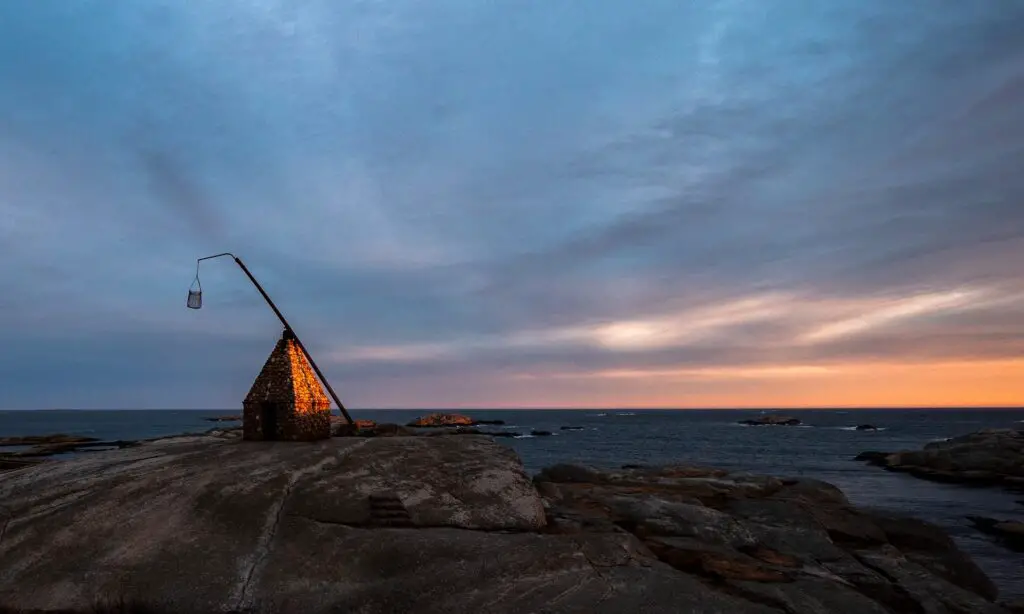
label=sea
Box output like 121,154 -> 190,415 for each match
2,408 -> 1023,598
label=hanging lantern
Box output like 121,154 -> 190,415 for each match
186,269 -> 202,309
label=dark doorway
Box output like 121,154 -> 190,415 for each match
260,402 -> 279,440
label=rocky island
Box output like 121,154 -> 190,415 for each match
0,429 -> 1019,613
406,413 -> 505,428
856,427 -> 1024,557
855,427 -> 1024,491
738,414 -> 802,427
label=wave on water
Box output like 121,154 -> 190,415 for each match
616,412 -> 636,416
513,434 -> 535,439
593,413 -> 608,417
836,426 -> 887,431
732,423 -> 816,428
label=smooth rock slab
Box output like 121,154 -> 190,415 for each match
0,440 -> 1014,614
0,435 -> 545,611
253,526 -> 778,614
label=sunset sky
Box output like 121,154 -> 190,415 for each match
1,1 -> 1023,410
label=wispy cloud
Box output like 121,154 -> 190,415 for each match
800,289 -> 986,343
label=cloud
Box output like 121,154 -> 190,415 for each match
324,285 -> 1022,377
800,290 -> 985,344
137,146 -> 226,243
1,0 -> 1023,408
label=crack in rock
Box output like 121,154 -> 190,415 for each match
0,506 -> 11,550
233,441 -> 371,611
708,581 -> 792,614
575,547 -> 616,606
290,512 -> 530,534
235,477 -> 295,612
852,552 -> 928,614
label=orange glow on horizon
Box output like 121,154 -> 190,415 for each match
375,359 -> 1024,410
328,286 -> 1024,410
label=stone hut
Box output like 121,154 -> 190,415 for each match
243,329 -> 331,441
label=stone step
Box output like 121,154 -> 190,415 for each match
367,493 -> 413,527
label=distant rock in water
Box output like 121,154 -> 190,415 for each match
738,414 -> 801,426
855,424 -> 879,431
406,413 -> 505,428
560,426 -> 585,431
407,413 -> 475,428
531,430 -> 553,437
203,414 -> 242,422
856,427 -> 1024,492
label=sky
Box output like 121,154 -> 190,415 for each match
1,0 -> 1023,410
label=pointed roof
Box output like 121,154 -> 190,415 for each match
244,331 -> 330,408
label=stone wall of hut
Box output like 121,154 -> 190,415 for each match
243,333 -> 331,442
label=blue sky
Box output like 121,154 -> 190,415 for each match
2,0 -> 1023,409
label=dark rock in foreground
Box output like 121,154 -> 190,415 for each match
854,451 -> 892,466
0,435 -> 1013,613
330,419 -> 407,437
1005,599 -> 1024,614
0,435 -> 99,447
739,414 -> 802,426
1,440 -> 139,458
1,416 -> 529,462
968,516 -> 1024,552
536,463 -> 1005,612
856,428 -> 1024,491
0,458 -> 42,473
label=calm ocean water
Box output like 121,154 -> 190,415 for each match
2,408 -> 1023,598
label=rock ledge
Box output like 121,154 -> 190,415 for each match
0,434 -> 1013,613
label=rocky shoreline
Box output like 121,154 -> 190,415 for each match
855,427 -> 1024,558
0,414 -> 571,467
1,428 -> 1021,613
855,427 -> 1024,492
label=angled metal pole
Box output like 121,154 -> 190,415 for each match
195,252 -> 354,425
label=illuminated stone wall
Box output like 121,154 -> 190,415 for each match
242,330 -> 331,441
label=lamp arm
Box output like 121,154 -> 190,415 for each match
194,252 -> 354,425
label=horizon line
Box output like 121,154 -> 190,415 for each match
4,405 -> 1023,412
